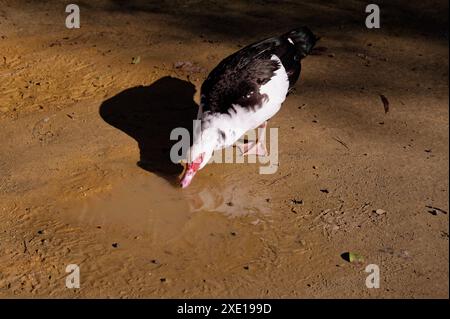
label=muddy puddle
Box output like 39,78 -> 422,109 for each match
61,167 -> 270,243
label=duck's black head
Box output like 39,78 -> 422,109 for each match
283,26 -> 319,58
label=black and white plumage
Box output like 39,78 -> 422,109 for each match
180,27 -> 318,188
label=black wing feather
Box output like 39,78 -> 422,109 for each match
201,27 -> 317,115
201,41 -> 281,114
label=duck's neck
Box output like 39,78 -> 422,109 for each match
189,125 -> 217,169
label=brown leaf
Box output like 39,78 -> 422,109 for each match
380,94 -> 389,113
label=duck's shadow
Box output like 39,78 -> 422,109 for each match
99,76 -> 197,184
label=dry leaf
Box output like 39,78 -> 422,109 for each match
341,252 -> 365,263
380,94 -> 389,113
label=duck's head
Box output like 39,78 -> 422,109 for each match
179,127 -> 217,188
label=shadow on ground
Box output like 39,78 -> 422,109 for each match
99,76 -> 198,183
102,0 -> 448,41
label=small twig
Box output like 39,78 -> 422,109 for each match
332,137 -> 349,150
266,173 -> 291,186
314,209 -> 331,222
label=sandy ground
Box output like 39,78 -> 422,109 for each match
0,0 -> 448,298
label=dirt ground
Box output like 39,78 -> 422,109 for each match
0,0 -> 448,298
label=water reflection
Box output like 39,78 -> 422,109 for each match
65,172 -> 269,242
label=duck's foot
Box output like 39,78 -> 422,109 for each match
237,141 -> 267,156
236,121 -> 268,157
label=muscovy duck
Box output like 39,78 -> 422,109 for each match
180,27 -> 318,188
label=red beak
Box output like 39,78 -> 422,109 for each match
180,154 -> 204,188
